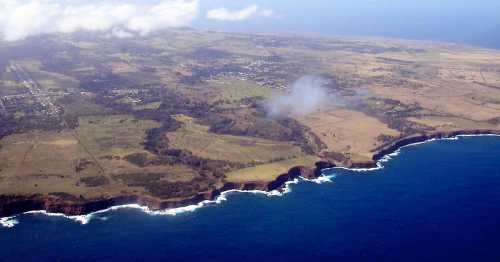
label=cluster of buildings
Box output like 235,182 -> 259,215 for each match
0,63 -> 62,117
187,55 -> 299,90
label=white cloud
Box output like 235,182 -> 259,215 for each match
111,28 -> 134,38
206,5 -> 274,21
0,0 -> 199,41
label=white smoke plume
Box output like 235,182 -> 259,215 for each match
267,75 -> 331,117
0,0 -> 199,41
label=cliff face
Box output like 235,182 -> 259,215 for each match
0,195 -> 140,217
2,130 -> 498,218
0,164 -> 329,217
372,130 -> 500,162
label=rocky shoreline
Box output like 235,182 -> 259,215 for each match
0,163 -> 333,218
371,129 -> 500,162
1,130 -> 499,218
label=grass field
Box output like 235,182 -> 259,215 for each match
76,115 -> 161,157
0,114 -> 205,197
204,77 -> 273,105
297,108 -> 400,159
0,129 -> 105,196
226,156 -> 320,183
167,114 -> 305,164
407,116 -> 497,131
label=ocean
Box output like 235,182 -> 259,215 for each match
1,135 -> 500,261
196,0 -> 500,50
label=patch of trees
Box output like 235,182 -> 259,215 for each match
40,47 -> 81,74
79,72 -> 131,92
203,108 -> 326,154
376,134 -> 396,144
179,64 -> 247,85
205,109 -> 295,142
150,149 -> 237,178
124,153 -> 150,167
143,118 -> 181,154
112,172 -> 215,199
357,98 -> 429,134
0,116 -> 18,140
157,92 -> 211,118
48,192 -> 81,201
277,117 -> 327,154
75,159 -> 94,173
146,178 -> 212,199
0,114 -> 64,140
189,48 -> 234,61
79,176 -> 110,187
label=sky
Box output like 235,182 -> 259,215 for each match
1,0 -> 499,48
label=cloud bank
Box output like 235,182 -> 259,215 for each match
267,75 -> 330,117
0,0 -> 199,41
206,5 -> 273,21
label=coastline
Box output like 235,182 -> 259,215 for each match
372,130 -> 500,163
1,130 -> 500,228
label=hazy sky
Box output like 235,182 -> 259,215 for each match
195,0 -> 500,48
1,0 -> 499,48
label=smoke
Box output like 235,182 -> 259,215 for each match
0,0 -> 199,41
267,75 -> 331,117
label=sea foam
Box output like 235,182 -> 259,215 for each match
322,134 -> 497,175
302,175 -> 335,184
0,217 -> 18,228
0,178 -> 312,228
2,134 -> 498,229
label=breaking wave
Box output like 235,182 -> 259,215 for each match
2,134 -> 498,229
0,217 -> 18,228
1,177 -> 331,228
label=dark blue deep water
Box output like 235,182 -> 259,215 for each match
1,136 -> 500,261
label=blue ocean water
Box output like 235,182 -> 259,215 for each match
1,136 -> 500,261
196,0 -> 500,49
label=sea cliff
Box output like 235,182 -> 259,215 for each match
1,130 -> 499,218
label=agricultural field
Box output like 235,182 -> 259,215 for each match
0,28 -> 500,207
226,156 -> 320,183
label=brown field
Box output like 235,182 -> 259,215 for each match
297,108 -> 400,159
167,115 -> 304,164
0,115 -> 203,198
1,28 -> 500,208
406,116 -> 497,132
226,156 -> 320,183
76,115 -> 161,157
